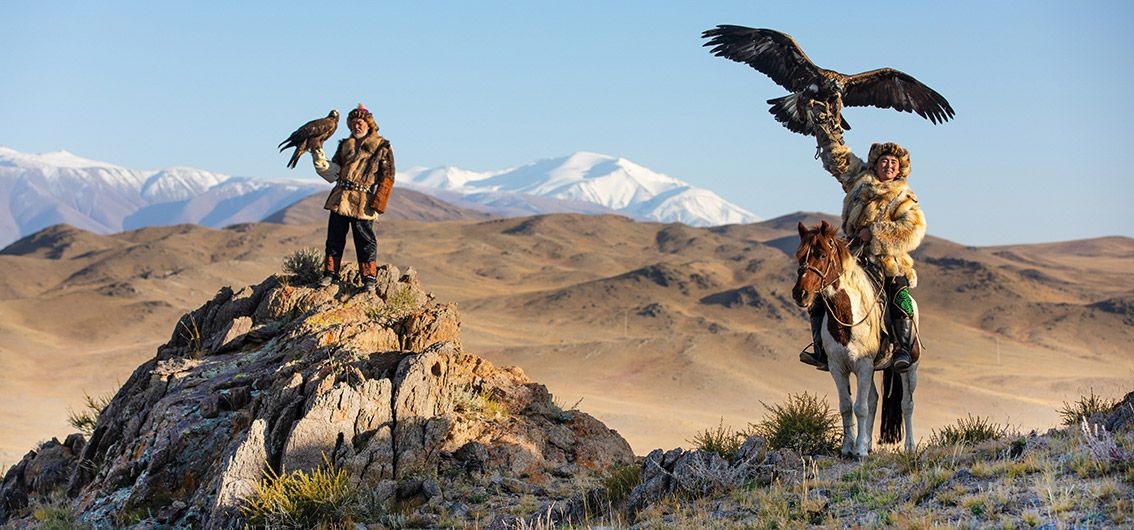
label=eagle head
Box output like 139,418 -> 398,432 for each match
328,109 -> 339,119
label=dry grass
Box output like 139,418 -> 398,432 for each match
240,456 -> 357,529
66,392 -> 112,436
1057,387 -> 1120,427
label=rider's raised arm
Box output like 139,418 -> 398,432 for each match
810,101 -> 866,192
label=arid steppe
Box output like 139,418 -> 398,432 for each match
1,199 -> 1132,469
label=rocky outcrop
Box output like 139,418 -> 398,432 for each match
0,434 -> 85,522
0,265 -> 633,529
626,436 -> 803,519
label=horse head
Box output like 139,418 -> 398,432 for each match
792,220 -> 848,308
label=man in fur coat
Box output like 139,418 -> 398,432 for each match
311,103 -> 395,291
799,101 -> 926,373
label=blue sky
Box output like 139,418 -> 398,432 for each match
3,1 -> 1132,245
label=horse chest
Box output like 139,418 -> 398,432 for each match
825,288 -> 854,346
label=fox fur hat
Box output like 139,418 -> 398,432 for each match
347,103 -> 379,132
867,142 -> 910,179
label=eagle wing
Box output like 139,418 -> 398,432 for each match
701,25 -> 824,92
842,68 -> 955,124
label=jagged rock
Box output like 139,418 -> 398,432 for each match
0,434 -> 85,521
627,436 -> 801,519
1,269 -> 634,529
1099,391 -> 1134,433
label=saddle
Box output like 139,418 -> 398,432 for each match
854,257 -> 922,370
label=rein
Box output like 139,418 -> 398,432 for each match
800,237 -> 884,329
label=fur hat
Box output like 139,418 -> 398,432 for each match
347,103 -> 379,132
867,142 -> 910,179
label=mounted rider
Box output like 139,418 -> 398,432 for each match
799,100 -> 926,373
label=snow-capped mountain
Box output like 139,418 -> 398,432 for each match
398,151 -> 760,226
0,147 -> 323,247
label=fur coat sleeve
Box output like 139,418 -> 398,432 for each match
814,122 -> 866,192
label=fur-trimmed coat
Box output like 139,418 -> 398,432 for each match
817,137 -> 926,287
314,132 -> 395,220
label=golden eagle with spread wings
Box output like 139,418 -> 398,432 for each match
702,25 -> 955,135
278,109 -> 339,169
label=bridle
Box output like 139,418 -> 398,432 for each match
797,237 -> 838,292
797,235 -> 881,328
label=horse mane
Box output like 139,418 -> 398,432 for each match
796,221 -> 852,267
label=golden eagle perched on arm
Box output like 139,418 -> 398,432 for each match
702,25 -> 955,135
278,109 -> 339,169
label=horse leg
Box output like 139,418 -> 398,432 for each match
853,360 -> 877,458
903,364 -> 918,452
830,368 -> 855,457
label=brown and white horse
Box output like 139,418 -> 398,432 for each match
792,221 -> 918,457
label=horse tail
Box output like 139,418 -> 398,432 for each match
880,367 -> 903,444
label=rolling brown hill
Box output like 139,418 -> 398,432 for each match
1,214 -> 1131,468
262,187 -> 495,224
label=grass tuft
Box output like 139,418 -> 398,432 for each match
748,392 -> 840,455
1058,388 -> 1118,427
240,456 -> 357,529
928,414 -> 1009,447
366,286 -> 419,323
688,418 -> 745,460
602,464 -> 641,504
283,247 -> 324,285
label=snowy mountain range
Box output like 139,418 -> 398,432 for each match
399,151 -> 760,227
0,147 -> 324,247
0,147 -> 761,248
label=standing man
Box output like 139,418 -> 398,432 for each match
312,103 -> 395,291
799,100 -> 926,373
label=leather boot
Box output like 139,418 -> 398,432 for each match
360,261 -> 378,293
890,317 -> 914,373
320,256 -> 341,287
799,307 -> 829,371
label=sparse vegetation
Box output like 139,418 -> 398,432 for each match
689,418 -> 746,459
601,464 -> 641,504
451,387 -> 508,419
1058,388 -> 1119,426
282,247 -> 324,285
177,316 -> 204,357
22,496 -> 93,530
240,457 -> 357,529
747,392 -> 840,455
67,391 -> 113,436
366,286 -> 419,323
928,413 -> 1010,447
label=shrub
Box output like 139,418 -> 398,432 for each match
67,392 -> 113,436
928,414 -> 1009,447
1058,388 -> 1118,427
283,247 -> 324,285
748,392 -> 840,456
241,456 -> 357,529
689,418 -> 746,459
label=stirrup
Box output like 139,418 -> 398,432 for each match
890,351 -> 912,373
799,344 -> 829,372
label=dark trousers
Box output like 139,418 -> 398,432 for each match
325,211 -> 377,265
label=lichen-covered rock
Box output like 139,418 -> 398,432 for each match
0,434 -> 85,521
1,270 -> 634,529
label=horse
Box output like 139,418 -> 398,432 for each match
791,220 -> 918,457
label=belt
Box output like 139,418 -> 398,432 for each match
335,180 -> 373,193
